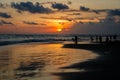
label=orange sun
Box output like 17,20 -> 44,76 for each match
57,28 -> 62,32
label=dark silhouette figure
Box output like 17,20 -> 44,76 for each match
113,35 -> 117,41
105,36 -> 109,43
90,36 -> 94,42
109,35 -> 112,42
75,36 -> 78,45
72,36 -> 78,45
99,36 -> 102,43
95,36 -> 98,42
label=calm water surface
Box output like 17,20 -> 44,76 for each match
0,43 -> 98,80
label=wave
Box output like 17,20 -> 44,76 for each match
0,39 -> 68,46
0,34 -> 90,46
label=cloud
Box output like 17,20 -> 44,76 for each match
92,10 -> 100,14
0,3 -> 4,8
67,1 -> 72,5
40,16 -> 65,20
102,9 -> 120,23
40,16 -> 72,22
68,13 -> 80,15
100,17 -> 115,23
11,2 -> 52,13
39,2 -> 55,5
108,9 -> 120,16
0,12 -> 12,18
51,3 -> 69,10
23,21 -> 38,25
68,22 -> 120,34
80,6 -> 90,11
92,9 -> 120,15
0,3 -> 9,8
0,20 -> 13,25
103,16 -> 120,23
39,23 -> 46,25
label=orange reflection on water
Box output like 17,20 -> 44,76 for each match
0,43 -> 98,80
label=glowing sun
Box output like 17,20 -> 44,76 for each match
57,28 -> 62,32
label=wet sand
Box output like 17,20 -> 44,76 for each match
0,43 -> 98,80
53,42 -> 120,80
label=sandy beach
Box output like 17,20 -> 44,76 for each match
53,41 -> 120,80
0,41 -> 120,80
0,42 -> 98,80
0,0 -> 120,79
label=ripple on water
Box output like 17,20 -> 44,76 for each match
0,43 -> 98,80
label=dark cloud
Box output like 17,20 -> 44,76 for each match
40,16 -> 65,20
80,6 -> 90,11
39,23 -> 46,25
0,3 -> 4,8
102,17 -> 116,23
11,2 -> 52,13
67,1 -> 72,5
69,22 -> 120,34
0,12 -> 12,18
108,9 -> 120,16
68,13 -> 80,15
23,21 -> 38,25
92,9 -> 118,14
17,10 -> 22,14
52,3 -> 69,10
102,9 -> 120,24
39,2 -> 55,5
40,16 -> 72,22
0,3 -> 9,8
92,10 -> 100,14
0,20 -> 13,25
103,16 -> 120,23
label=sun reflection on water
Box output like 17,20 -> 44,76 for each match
0,43 -> 98,80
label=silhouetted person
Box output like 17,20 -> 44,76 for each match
90,36 -> 94,42
75,36 -> 78,45
106,36 -> 109,43
99,36 -> 102,43
109,35 -> 112,42
113,35 -> 117,41
95,35 -> 98,42
72,36 -> 78,45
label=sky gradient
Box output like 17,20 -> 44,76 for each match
0,0 -> 120,34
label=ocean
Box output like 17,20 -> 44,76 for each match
0,34 -> 119,80
0,34 -> 90,46
0,42 -> 98,80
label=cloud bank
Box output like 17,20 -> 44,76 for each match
52,3 -> 69,10
0,12 -> 12,18
11,2 -> 52,13
23,21 -> 38,25
108,9 -> 120,16
80,6 -> 90,11
0,20 -> 13,25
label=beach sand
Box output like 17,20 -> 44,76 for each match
0,41 -> 120,80
53,42 -> 120,80
0,43 -> 98,80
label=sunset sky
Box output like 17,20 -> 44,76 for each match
0,0 -> 120,34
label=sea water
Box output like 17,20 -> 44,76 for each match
0,34 -> 90,46
0,42 -> 98,80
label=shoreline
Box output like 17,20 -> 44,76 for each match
0,40 -> 120,80
63,41 -> 120,54
0,40 -> 63,47
53,42 -> 120,80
